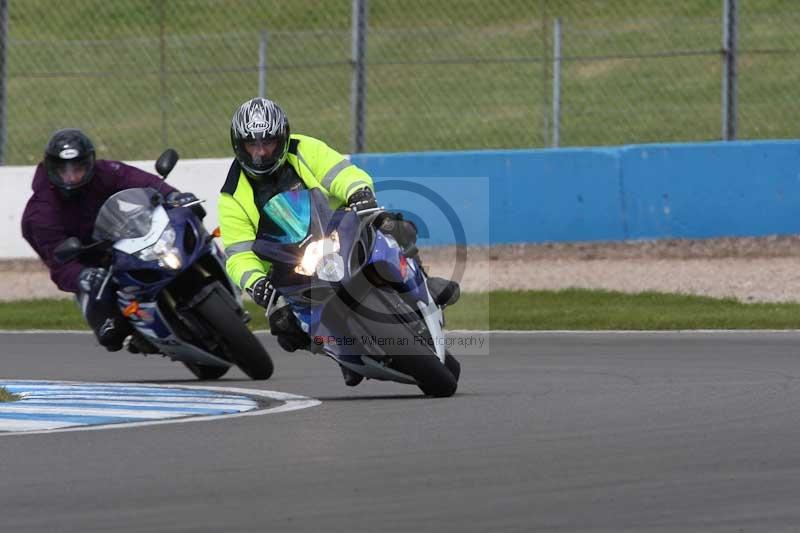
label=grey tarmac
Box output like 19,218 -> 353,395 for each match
3,331 -> 800,532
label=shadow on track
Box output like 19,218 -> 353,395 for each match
316,393 -> 429,402
315,392 -> 474,401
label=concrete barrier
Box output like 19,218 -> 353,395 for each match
356,140 -> 800,244
3,140 -> 799,257
2,158 -> 231,258
620,141 -> 800,239
353,147 -> 625,244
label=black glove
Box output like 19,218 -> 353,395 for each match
166,191 -> 197,207
78,267 -> 108,294
247,276 -> 274,308
166,191 -> 206,219
347,187 -> 378,212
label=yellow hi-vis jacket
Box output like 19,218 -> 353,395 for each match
217,134 -> 374,292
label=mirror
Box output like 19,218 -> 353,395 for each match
53,237 -> 83,264
155,149 -> 179,179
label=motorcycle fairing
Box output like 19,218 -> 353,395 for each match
113,208 -> 211,300
112,205 -> 170,255
252,188 -> 447,383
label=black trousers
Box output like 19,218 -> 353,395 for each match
77,280 -> 132,350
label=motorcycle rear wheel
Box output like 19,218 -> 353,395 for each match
194,292 -> 274,380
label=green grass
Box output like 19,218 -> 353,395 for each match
3,290 -> 800,332
0,299 -> 90,330
4,1 -> 799,163
446,290 -> 800,330
0,387 -> 20,402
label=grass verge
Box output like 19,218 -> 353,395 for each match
2,289 -> 800,331
446,290 -> 800,330
0,387 -> 20,402
6,2 -> 799,162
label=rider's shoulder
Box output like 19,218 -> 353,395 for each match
221,159 -> 243,195
93,159 -> 129,180
290,134 -> 344,160
290,134 -> 326,151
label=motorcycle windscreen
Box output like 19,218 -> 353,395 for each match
261,189 -> 312,244
92,187 -> 161,242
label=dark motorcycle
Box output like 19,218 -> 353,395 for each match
55,150 -> 274,380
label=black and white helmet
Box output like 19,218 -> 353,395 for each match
230,97 -> 290,179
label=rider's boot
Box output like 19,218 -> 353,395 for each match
81,282 -> 132,352
407,253 -> 460,308
269,304 -> 311,353
96,316 -> 132,352
340,364 -> 364,387
427,276 -> 461,307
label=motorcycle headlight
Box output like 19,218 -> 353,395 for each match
295,231 -> 343,281
316,254 -> 345,282
135,227 -> 183,270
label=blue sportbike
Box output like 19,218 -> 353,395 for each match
253,188 -> 460,397
55,150 -> 273,381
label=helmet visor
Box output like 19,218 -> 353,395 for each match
244,138 -> 279,169
46,155 -> 94,191
52,158 -> 92,190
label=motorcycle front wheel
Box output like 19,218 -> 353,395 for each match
194,291 -> 274,380
182,362 -> 230,380
337,290 -> 458,397
444,350 -> 461,381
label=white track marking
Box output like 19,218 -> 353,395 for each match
0,419 -> 80,431
0,381 -> 320,436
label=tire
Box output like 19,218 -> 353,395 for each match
182,362 -> 229,380
193,292 -> 274,380
391,350 -> 457,398
444,350 -> 461,381
338,289 -> 457,397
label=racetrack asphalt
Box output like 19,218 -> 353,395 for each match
4,331 -> 800,532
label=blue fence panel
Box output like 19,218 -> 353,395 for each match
352,140 -> 800,245
352,148 -> 624,245
621,141 -> 800,239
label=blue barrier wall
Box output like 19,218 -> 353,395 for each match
351,140 -> 800,245
621,141 -> 800,239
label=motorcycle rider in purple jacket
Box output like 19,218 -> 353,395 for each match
21,129 -> 199,351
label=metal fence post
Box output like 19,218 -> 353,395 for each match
541,5 -> 549,147
0,0 -> 9,164
722,0 -> 738,140
350,0 -> 367,153
159,0 -> 168,148
552,17 -> 562,147
258,29 -> 268,98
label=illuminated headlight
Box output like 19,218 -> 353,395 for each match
135,227 -> 183,270
315,254 -> 345,282
295,231 -> 343,281
158,251 -> 183,270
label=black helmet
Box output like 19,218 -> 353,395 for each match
44,128 -> 96,193
230,97 -> 290,179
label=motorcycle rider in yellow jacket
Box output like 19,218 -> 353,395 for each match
218,97 -> 459,386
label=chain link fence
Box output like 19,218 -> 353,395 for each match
1,0 -> 798,164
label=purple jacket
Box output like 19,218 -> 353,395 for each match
21,160 -> 177,293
